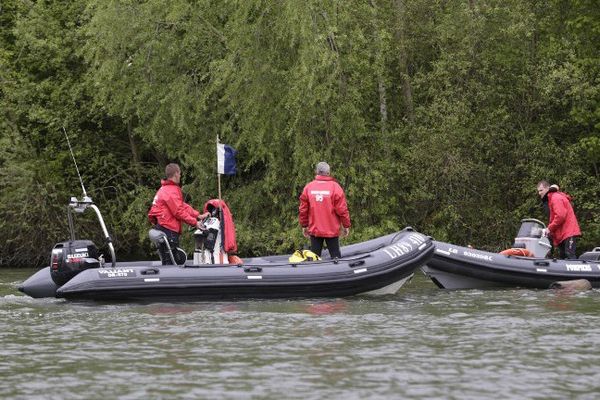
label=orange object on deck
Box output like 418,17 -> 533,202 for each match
228,255 -> 243,265
500,248 -> 534,257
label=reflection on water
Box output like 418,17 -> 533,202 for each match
1,269 -> 600,400
304,300 -> 347,315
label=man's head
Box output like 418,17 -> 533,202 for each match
165,163 -> 181,184
316,161 -> 330,176
537,180 -> 550,198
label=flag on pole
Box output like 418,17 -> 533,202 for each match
217,143 -> 237,175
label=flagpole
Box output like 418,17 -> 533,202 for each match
217,135 -> 222,203
216,135 -> 224,263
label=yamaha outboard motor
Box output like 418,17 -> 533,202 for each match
50,240 -> 100,286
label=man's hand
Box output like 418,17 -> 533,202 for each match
302,227 -> 309,238
195,212 -> 211,229
541,228 -> 549,237
342,227 -> 350,238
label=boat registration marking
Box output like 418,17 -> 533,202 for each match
98,268 -> 135,278
435,249 -> 451,255
536,268 -> 547,272
75,247 -> 88,252
354,268 -> 367,274
144,278 -> 160,282
463,251 -> 493,262
247,276 -> 262,280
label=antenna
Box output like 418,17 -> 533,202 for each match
62,127 -> 88,198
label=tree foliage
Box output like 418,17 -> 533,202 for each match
1,0 -> 598,266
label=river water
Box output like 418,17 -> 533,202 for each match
1,268 -> 599,400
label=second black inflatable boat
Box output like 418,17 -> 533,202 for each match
423,219 -> 600,289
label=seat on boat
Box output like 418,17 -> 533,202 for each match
148,229 -> 187,266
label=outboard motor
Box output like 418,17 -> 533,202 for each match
513,219 -> 552,258
50,240 -> 100,286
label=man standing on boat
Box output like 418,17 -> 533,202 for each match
148,163 -> 210,264
299,162 -> 351,259
536,180 -> 581,259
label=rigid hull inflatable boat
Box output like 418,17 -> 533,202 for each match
55,229 -> 433,301
19,196 -> 434,301
422,219 -> 600,289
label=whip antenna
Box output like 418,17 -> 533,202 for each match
62,127 -> 87,197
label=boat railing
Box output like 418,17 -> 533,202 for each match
68,196 -> 116,268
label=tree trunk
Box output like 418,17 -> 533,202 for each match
370,0 -> 389,132
378,79 -> 388,133
394,0 -> 415,124
127,119 -> 142,184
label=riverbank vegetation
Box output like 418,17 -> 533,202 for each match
1,0 -> 598,267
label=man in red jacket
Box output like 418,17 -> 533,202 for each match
537,180 -> 581,259
148,163 -> 209,264
299,162 -> 351,259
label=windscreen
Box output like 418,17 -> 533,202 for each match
516,220 -> 545,238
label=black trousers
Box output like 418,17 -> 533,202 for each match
558,236 -> 577,259
155,225 -> 181,265
310,236 -> 341,259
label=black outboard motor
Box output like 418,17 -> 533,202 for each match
50,240 -> 100,286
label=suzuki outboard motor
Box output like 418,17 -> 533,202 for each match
50,240 -> 100,286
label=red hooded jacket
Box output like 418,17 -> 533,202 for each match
547,191 -> 581,246
148,180 -> 200,234
299,175 -> 351,238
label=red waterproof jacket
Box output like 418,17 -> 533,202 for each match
547,191 -> 581,246
299,175 -> 351,238
148,180 -> 200,233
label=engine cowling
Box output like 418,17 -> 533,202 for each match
50,240 -> 100,286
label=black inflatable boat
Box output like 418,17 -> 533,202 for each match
423,219 -> 600,289
19,196 -> 434,301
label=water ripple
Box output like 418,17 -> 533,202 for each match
2,272 -> 600,399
